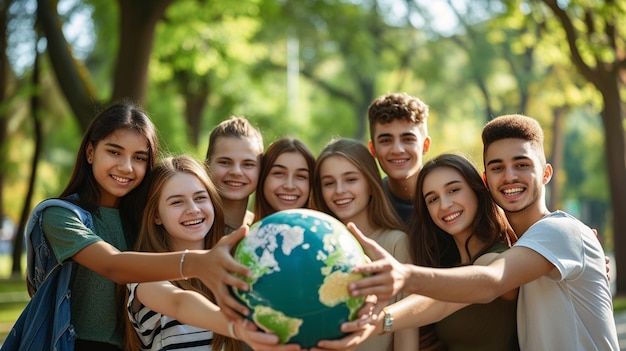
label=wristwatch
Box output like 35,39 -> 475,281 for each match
381,308 -> 394,334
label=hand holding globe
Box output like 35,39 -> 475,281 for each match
230,209 -> 368,348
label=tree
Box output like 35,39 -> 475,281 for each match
37,0 -> 173,127
1,0 -> 9,238
538,0 -> 626,294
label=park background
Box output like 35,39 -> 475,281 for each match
0,0 -> 625,345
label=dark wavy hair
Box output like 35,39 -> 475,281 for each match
368,92 -> 429,142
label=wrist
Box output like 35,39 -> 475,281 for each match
227,321 -> 238,339
380,308 -> 393,335
181,251 -> 200,280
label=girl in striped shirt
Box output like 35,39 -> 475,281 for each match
125,155 -> 299,351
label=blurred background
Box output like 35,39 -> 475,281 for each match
0,0 -> 624,301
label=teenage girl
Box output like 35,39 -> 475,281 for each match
253,137 -> 315,222
205,116 -> 263,234
311,138 -> 419,351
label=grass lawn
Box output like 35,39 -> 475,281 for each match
614,296 -> 626,313
0,254 -> 28,344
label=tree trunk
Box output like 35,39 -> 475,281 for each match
601,83 -> 626,295
113,0 -> 173,104
37,0 -> 98,130
548,107 -> 567,211
179,74 -> 210,148
0,0 -> 9,242
12,48 -> 43,277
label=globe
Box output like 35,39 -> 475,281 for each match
231,209 -> 368,348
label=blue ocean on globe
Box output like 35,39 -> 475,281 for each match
231,209 -> 367,348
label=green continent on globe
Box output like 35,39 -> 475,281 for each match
318,271 -> 365,320
252,305 -> 303,344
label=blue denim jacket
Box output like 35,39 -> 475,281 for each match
2,197 -> 93,351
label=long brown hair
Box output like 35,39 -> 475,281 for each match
410,153 -> 517,266
60,100 -> 159,240
124,155 -> 240,351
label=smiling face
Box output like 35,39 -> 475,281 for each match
262,151 -> 311,211
370,119 -> 430,187
155,172 -> 215,251
422,167 -> 478,242
319,155 -> 372,226
484,138 -> 552,213
208,136 -> 262,202
86,129 -> 150,208
483,138 -> 551,218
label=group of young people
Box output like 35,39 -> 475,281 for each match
4,92 -> 619,351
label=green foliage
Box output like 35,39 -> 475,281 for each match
563,110 -> 608,201
1,0 -> 617,242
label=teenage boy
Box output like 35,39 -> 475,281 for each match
367,93 -> 444,351
367,93 -> 431,223
347,114 -> 619,350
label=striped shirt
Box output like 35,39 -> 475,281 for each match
127,283 -> 214,350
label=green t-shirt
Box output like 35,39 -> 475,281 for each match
43,206 -> 128,347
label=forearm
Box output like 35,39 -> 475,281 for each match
402,264 -> 502,304
385,294 -> 468,332
393,326 -> 419,351
173,290 -> 233,337
75,242 -> 203,283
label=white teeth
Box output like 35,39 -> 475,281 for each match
225,181 -> 244,187
183,219 -> 203,226
443,212 -> 461,222
503,187 -> 524,195
112,175 -> 130,183
389,159 -> 407,164
278,195 -> 298,201
335,199 -> 352,205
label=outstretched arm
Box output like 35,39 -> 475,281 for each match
133,281 -> 301,351
73,226 -> 252,321
349,225 -> 552,304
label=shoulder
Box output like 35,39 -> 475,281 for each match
370,228 -> 412,262
371,228 -> 408,241
521,211 -> 590,244
32,198 -> 93,227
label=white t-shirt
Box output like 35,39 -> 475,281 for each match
127,283 -> 214,350
514,211 -> 619,350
